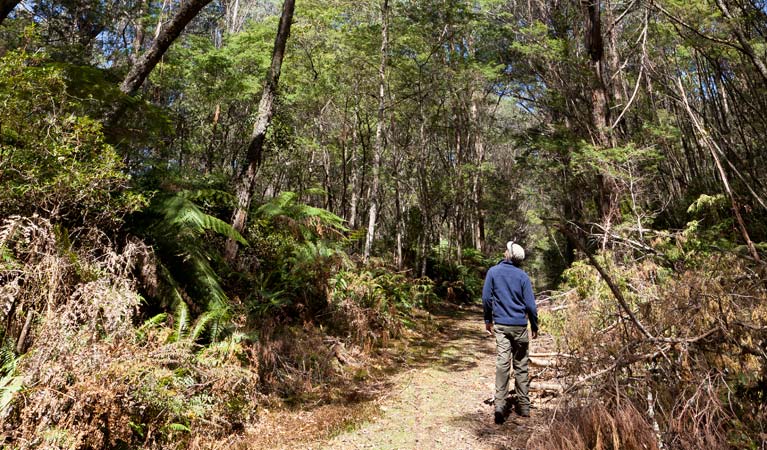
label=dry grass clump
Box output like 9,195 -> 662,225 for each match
528,401 -> 659,450
254,319 -> 349,399
0,216 -> 259,449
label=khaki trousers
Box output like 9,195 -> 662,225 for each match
493,324 -> 530,414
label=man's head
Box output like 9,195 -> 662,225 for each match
505,241 -> 525,264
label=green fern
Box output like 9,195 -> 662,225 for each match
159,193 -> 247,245
137,313 -> 168,340
164,423 -> 191,432
0,354 -> 22,415
255,191 -> 348,240
141,190 -> 244,342
172,301 -> 190,342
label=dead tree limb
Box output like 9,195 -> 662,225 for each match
106,0 -> 214,124
559,222 -> 655,339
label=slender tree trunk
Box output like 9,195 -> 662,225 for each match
0,0 -> 19,25
229,0 -> 241,33
714,0 -> 767,87
121,0 -> 214,96
676,77 -> 761,263
470,94 -> 485,252
348,105 -> 361,229
205,103 -> 221,173
224,0 -> 296,263
363,0 -> 389,262
130,0 -> 147,64
418,95 -> 430,277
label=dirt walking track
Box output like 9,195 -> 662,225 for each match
247,304 -> 560,450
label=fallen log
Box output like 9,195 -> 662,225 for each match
531,381 -> 564,393
529,357 -> 557,367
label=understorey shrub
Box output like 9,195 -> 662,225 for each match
542,224 -> 766,449
0,216 -> 258,449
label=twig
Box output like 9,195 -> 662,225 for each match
566,344 -> 671,393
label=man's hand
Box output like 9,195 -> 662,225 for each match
531,329 -> 538,340
485,322 -> 493,336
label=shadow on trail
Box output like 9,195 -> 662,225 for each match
404,302 -> 495,373
449,409 -> 538,450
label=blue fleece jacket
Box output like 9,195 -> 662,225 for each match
482,260 -> 538,332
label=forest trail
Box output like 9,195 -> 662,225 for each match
315,304 -> 560,450
246,303 -> 562,449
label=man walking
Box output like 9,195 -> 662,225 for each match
482,241 -> 538,424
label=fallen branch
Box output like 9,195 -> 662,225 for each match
565,344 -> 671,393
530,357 -> 558,368
531,381 -> 564,393
651,327 -> 720,344
559,223 -> 654,340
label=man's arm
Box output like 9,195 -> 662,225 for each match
523,276 -> 538,337
482,269 -> 494,333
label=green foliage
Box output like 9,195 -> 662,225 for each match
426,247 -> 490,303
139,190 -> 247,341
0,49 -> 145,226
0,353 -> 23,416
243,191 -> 350,317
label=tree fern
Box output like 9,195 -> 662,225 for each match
140,190 -> 245,342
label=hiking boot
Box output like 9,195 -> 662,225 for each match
494,411 -> 505,425
515,405 -> 530,417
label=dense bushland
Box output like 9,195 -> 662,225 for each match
1,0 -> 767,448
533,219 -> 766,449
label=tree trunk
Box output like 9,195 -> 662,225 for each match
363,0 -> 389,262
470,94 -> 485,253
582,0 -> 619,227
130,0 -> 147,64
121,0 -> 214,96
0,0 -> 20,25
224,0 -> 296,263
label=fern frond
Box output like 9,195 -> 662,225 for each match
141,313 -> 168,330
157,194 -> 247,245
165,423 -> 191,432
189,311 -> 214,342
179,189 -> 236,208
173,301 -> 190,342
0,355 -> 22,415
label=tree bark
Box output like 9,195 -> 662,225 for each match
363,0 -> 389,262
224,0 -> 296,263
0,0 -> 20,25
582,0 -> 619,227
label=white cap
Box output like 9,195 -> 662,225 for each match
506,241 -> 525,262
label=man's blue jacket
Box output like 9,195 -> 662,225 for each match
482,260 -> 538,332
